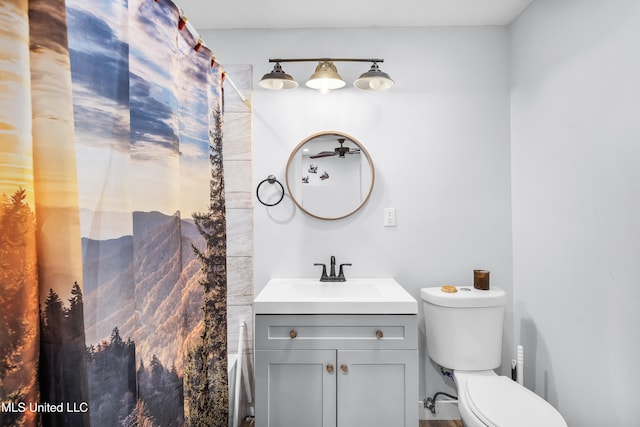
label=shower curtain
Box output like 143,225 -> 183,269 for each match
1,0 -> 228,426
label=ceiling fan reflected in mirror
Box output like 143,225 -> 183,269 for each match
309,138 -> 361,159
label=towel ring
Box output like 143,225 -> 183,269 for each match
256,175 -> 285,206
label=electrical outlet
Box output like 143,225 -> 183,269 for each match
384,208 -> 396,227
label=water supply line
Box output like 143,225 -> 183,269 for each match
424,392 -> 458,416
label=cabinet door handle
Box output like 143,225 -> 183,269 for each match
326,364 -> 334,373
340,364 -> 348,374
376,329 -> 384,339
289,329 -> 297,339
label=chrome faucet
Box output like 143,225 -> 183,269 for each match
314,256 -> 351,282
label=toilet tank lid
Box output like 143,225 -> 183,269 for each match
420,286 -> 506,308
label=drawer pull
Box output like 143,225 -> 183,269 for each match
376,330 -> 384,339
289,329 -> 297,339
326,364 -> 334,373
340,364 -> 348,374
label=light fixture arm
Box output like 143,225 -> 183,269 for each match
269,58 -> 384,64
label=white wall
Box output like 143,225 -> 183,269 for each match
510,0 -> 640,425
201,26 -> 514,401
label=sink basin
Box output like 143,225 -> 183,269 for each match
254,278 -> 418,314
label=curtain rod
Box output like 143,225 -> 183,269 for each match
224,73 -> 248,105
175,4 -> 249,105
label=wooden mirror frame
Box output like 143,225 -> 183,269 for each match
285,131 -> 375,220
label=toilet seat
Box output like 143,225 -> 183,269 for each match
465,375 -> 567,427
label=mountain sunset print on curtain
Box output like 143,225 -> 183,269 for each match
2,0 -> 87,425
65,0 -> 227,425
2,0 -> 226,424
1,2 -> 40,425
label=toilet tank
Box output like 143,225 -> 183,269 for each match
421,286 -> 506,371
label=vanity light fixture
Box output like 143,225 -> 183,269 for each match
258,58 -> 394,93
258,62 -> 299,90
354,62 -> 395,91
305,60 -> 346,93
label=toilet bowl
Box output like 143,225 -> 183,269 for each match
453,370 -> 567,427
421,286 -> 567,427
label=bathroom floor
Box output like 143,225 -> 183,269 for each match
240,418 -> 462,426
420,421 -> 463,427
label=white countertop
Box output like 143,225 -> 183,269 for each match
254,278 -> 418,314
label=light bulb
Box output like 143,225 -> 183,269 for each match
271,79 -> 284,90
369,78 -> 381,90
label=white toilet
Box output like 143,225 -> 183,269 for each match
421,285 -> 567,427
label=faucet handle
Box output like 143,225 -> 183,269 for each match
337,263 -> 352,281
314,263 -> 328,281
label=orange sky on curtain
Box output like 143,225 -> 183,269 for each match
1,0 -> 84,302
30,0 -> 84,302
1,0 -> 36,208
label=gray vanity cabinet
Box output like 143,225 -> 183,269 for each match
255,314 -> 418,427
255,349 -> 337,427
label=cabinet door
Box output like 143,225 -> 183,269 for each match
255,350 -> 337,427
337,350 -> 418,427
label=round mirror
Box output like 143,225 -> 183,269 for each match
286,131 -> 375,220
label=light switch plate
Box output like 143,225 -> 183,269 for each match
384,208 -> 396,227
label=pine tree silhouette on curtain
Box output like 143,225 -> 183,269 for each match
185,109 -> 228,427
0,188 -> 39,427
39,285 -> 89,427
